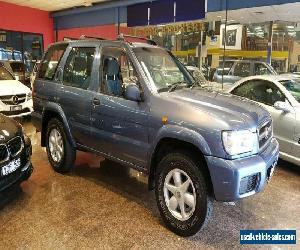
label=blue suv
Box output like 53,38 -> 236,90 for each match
32,37 -> 279,236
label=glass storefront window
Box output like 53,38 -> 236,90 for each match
0,30 -> 43,84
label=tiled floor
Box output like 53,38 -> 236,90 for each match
0,121 -> 299,249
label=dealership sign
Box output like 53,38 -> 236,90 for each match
129,21 -> 205,37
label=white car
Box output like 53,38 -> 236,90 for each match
228,75 -> 300,166
0,63 -> 33,117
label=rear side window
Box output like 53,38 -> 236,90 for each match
63,47 -> 96,90
39,44 -> 67,80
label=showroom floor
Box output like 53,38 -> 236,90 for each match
0,121 -> 299,249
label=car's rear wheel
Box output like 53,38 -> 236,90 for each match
46,118 -> 76,173
155,151 -> 212,237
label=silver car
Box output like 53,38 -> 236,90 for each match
229,75 -> 300,166
213,60 -> 277,84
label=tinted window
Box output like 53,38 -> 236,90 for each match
232,80 -> 285,106
100,47 -> 139,97
233,62 -> 250,77
39,44 -> 67,80
63,47 -> 95,90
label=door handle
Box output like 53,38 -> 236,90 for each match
92,98 -> 100,106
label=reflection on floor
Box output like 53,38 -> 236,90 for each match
0,120 -> 299,249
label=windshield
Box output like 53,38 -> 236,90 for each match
0,66 -> 14,80
280,79 -> 300,102
133,47 -> 194,92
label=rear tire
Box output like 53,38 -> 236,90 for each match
46,118 -> 76,173
155,150 -> 212,237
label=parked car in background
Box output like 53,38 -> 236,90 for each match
1,61 -> 26,83
0,114 -> 32,192
213,60 -> 277,84
229,75 -> 300,166
186,66 -> 209,85
0,63 -> 33,117
32,39 -> 279,237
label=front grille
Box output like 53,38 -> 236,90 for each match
0,94 -> 26,105
258,120 -> 273,149
7,137 -> 23,157
239,174 -> 259,195
0,108 -> 31,116
0,145 -> 9,163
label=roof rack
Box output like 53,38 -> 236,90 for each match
79,35 -> 107,41
117,34 -> 157,46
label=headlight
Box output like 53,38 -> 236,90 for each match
222,130 -> 258,156
27,92 -> 32,101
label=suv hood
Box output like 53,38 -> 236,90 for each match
0,80 -> 30,96
163,88 -> 270,130
0,114 -> 20,141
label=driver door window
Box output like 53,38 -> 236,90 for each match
100,47 -> 139,97
232,80 -> 285,106
233,62 -> 250,77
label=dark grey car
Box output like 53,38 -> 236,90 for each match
32,38 -> 279,237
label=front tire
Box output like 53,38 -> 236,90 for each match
46,118 -> 76,173
155,151 -> 212,237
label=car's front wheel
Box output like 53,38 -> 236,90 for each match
155,151 -> 212,237
46,118 -> 76,173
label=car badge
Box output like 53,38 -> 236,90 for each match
264,126 -> 271,140
12,95 -> 19,105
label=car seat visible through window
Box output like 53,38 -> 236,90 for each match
104,58 -> 122,96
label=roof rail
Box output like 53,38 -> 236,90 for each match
79,35 -> 107,41
117,34 -> 157,46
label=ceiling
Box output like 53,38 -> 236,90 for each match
2,0 -> 111,11
206,2 -> 300,24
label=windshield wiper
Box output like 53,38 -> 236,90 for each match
168,81 -> 189,92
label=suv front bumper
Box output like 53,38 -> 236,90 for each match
205,138 -> 279,202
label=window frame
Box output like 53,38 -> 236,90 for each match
38,43 -> 68,81
99,45 -> 143,99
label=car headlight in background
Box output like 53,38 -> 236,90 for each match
222,130 -> 258,157
27,92 -> 32,101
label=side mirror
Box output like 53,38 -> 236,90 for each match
125,83 -> 142,102
274,101 -> 293,113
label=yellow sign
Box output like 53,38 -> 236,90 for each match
129,21 -> 204,37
